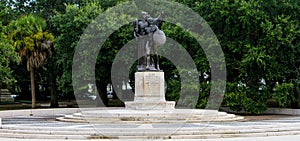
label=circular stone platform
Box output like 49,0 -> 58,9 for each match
1,108 -> 300,140
57,108 -> 244,123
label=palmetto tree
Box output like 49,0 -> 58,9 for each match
8,14 -> 54,108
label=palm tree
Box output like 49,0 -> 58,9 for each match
8,14 -> 54,108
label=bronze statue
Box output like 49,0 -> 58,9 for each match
133,11 -> 166,71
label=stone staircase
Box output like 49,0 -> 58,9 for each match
1,119 -> 300,139
57,108 -> 244,123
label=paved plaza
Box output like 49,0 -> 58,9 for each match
0,108 -> 300,140
0,135 -> 300,141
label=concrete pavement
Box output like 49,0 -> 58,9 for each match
1,108 -> 300,140
0,135 -> 299,141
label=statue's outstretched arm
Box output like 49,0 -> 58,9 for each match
153,11 -> 164,21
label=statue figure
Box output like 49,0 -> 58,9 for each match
133,11 -> 166,71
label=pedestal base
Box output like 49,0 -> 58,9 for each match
125,101 -> 175,110
125,71 -> 175,110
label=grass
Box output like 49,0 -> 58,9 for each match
0,103 -> 32,111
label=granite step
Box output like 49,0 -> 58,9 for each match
1,125 -> 300,140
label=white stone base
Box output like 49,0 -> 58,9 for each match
125,71 -> 175,110
0,89 -> 14,102
56,71 -> 244,124
125,101 -> 175,110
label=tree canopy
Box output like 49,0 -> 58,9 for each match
0,0 -> 299,113
0,22 -> 20,86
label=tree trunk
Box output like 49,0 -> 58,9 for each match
50,86 -> 58,108
50,71 -> 59,108
292,82 -> 300,109
30,67 -> 36,109
0,82 -> 2,103
96,83 -> 108,107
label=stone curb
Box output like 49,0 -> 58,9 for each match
221,107 -> 300,115
263,108 -> 300,115
0,108 -> 101,118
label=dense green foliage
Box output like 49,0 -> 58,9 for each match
51,1 -> 103,95
0,0 -> 299,113
0,22 -> 20,86
192,0 -> 300,114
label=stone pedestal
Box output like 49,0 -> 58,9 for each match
0,89 -> 14,102
58,72 -> 244,124
125,72 -> 175,110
